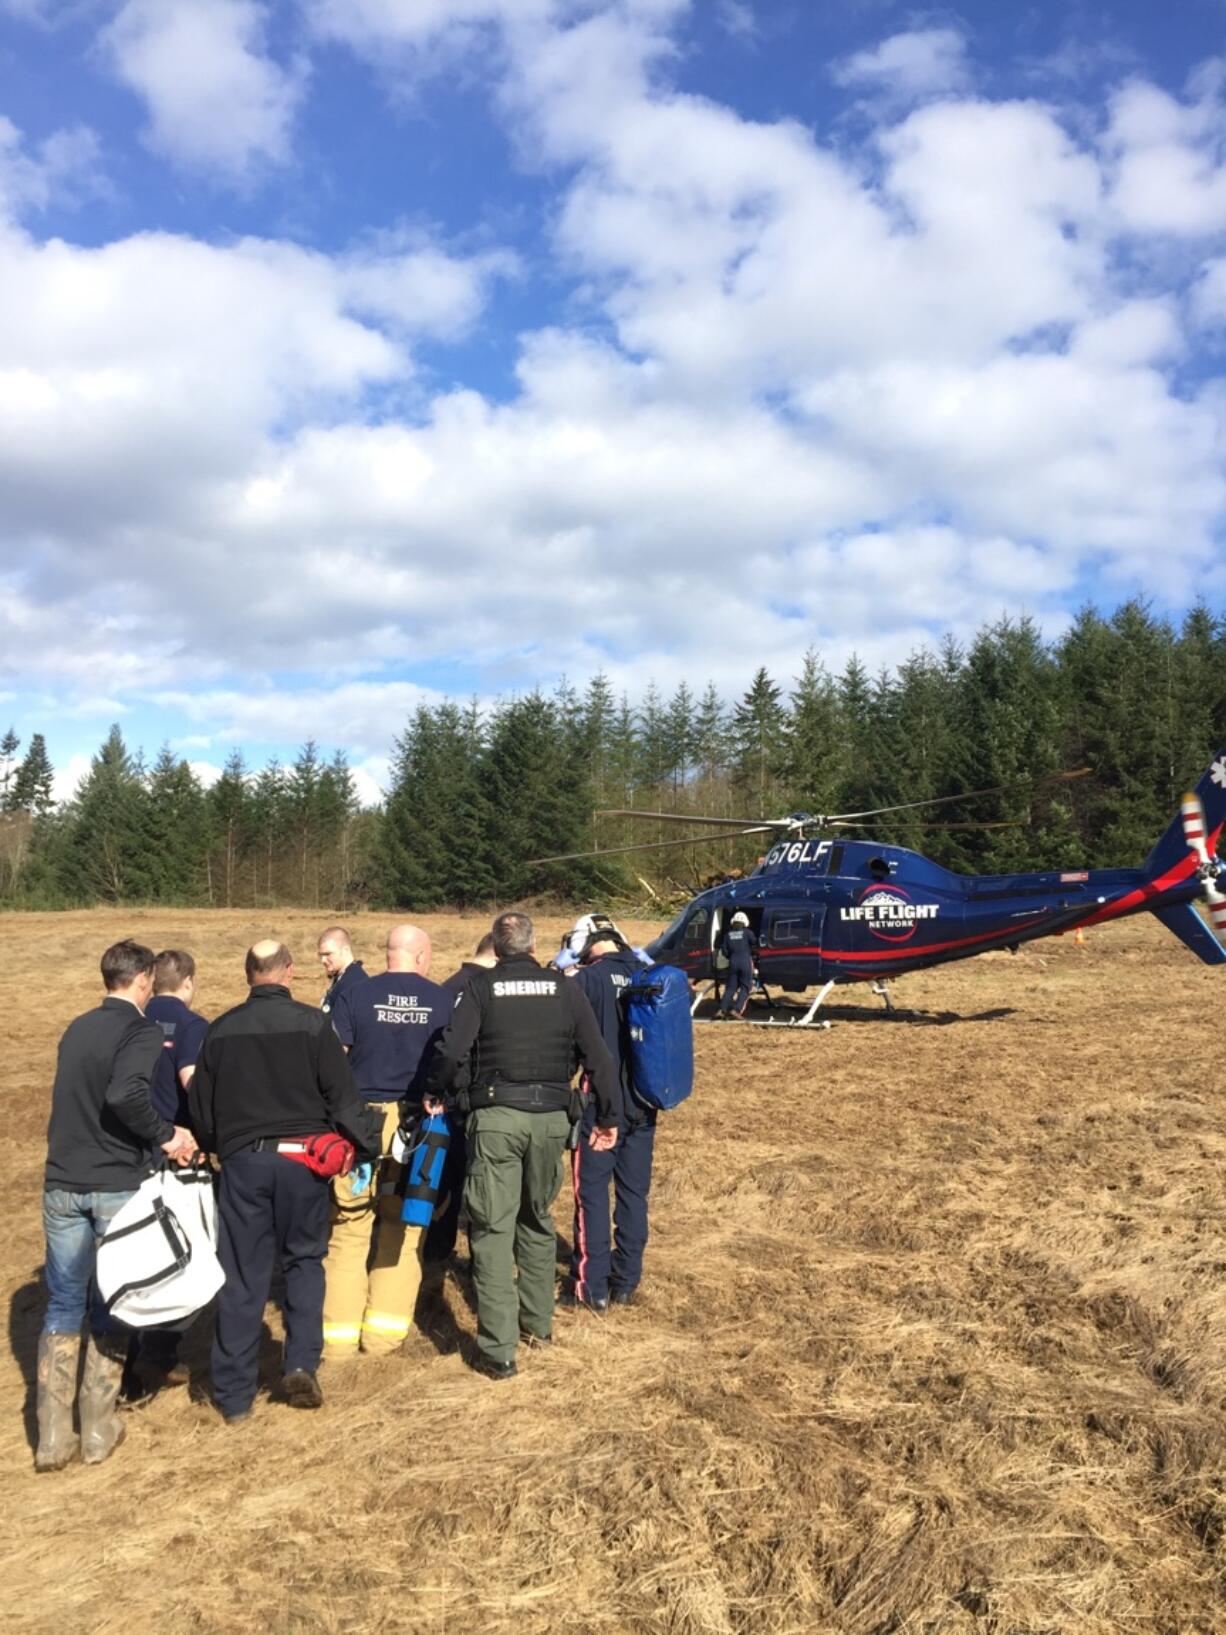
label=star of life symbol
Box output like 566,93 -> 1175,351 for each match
1212,758 -> 1226,790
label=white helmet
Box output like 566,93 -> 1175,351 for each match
731,911 -> 749,927
559,912 -> 626,964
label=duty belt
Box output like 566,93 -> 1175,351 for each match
468,1081 -> 573,1114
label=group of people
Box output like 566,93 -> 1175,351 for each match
35,909 -> 661,1471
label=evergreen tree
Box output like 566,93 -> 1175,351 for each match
208,749 -> 251,908
318,750 -> 360,902
635,682 -> 671,794
250,760 -> 288,902
691,682 -> 729,805
581,672 -> 617,809
665,682 -> 696,797
1057,600 -> 1173,863
143,747 -> 208,901
730,668 -> 786,812
782,650 -> 843,817
484,693 -> 598,899
950,617 -> 1069,871
378,708 -> 451,909
0,727 -> 19,812
836,655 -> 876,814
288,741 -> 323,904
61,725 -> 150,902
11,733 -> 54,817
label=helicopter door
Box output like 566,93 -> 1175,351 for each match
761,906 -> 826,991
711,908 -> 727,973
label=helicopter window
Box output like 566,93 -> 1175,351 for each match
682,909 -> 710,947
826,844 -> 845,875
767,911 -> 811,946
658,906 -> 689,946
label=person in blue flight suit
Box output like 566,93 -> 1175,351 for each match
560,915 -> 656,1312
322,923 -> 451,1357
317,925 -> 365,1016
719,911 -> 758,1019
125,948 -> 210,1397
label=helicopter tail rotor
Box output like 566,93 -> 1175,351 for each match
1180,790 -> 1226,943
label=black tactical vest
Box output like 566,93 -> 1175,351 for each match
469,957 -> 577,1092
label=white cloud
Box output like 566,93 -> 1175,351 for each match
1103,67 -> 1226,235
1193,256 -> 1226,325
715,1 -> 754,43
3,3 -> 1226,780
51,753 -> 90,805
832,28 -> 971,103
101,0 -> 303,180
187,759 -> 223,790
0,116 -> 105,219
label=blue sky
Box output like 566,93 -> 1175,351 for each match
1,0 -> 1225,804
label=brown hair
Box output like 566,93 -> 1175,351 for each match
474,932 -> 495,957
101,940 -> 156,992
153,949 -> 195,994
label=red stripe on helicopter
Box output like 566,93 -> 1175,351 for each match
758,916 -> 1049,964
1078,824 -> 1222,926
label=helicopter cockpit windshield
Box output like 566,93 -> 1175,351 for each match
648,902 -> 712,964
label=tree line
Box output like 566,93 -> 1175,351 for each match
4,599 -> 1226,911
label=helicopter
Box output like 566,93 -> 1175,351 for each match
530,749 -> 1226,1026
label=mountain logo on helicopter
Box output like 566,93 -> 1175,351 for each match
839,884 -> 939,942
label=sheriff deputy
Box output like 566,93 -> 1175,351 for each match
426,911 -> 620,1379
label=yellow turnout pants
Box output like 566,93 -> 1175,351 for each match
322,1100 -> 424,1358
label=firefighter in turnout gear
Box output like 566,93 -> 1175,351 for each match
426,911 -> 620,1379
321,924 -> 449,1359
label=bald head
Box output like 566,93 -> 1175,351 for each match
385,923 -> 432,977
247,940 -> 293,985
317,926 -> 353,981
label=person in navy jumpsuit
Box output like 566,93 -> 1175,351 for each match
719,912 -> 757,1018
562,920 -> 656,1311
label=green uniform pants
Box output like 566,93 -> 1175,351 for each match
464,1106 -> 571,1364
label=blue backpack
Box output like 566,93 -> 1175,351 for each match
625,963 -> 694,1111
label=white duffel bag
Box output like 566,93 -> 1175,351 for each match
95,1165 -> 225,1326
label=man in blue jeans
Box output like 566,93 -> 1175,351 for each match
40,940 -> 197,1472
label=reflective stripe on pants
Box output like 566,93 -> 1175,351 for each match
322,1100 -> 425,1356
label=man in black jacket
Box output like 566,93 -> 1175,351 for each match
189,940 -> 381,1423
426,912 -> 620,1379
39,939 -> 197,1471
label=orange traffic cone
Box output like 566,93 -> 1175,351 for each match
1074,926 -> 1086,947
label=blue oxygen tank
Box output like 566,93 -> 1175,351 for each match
400,1112 -> 451,1227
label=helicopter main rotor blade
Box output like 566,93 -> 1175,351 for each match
526,826 -> 779,867
826,766 -> 1091,823
827,819 -> 1024,831
596,808 -> 789,829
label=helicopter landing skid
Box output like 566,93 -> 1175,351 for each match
692,977 -> 837,1029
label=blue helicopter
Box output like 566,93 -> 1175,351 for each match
534,750 -> 1226,1025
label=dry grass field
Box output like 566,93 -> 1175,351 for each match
1,907 -> 1225,1635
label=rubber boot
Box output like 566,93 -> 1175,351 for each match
79,1332 -> 127,1466
34,1332 -> 81,1473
